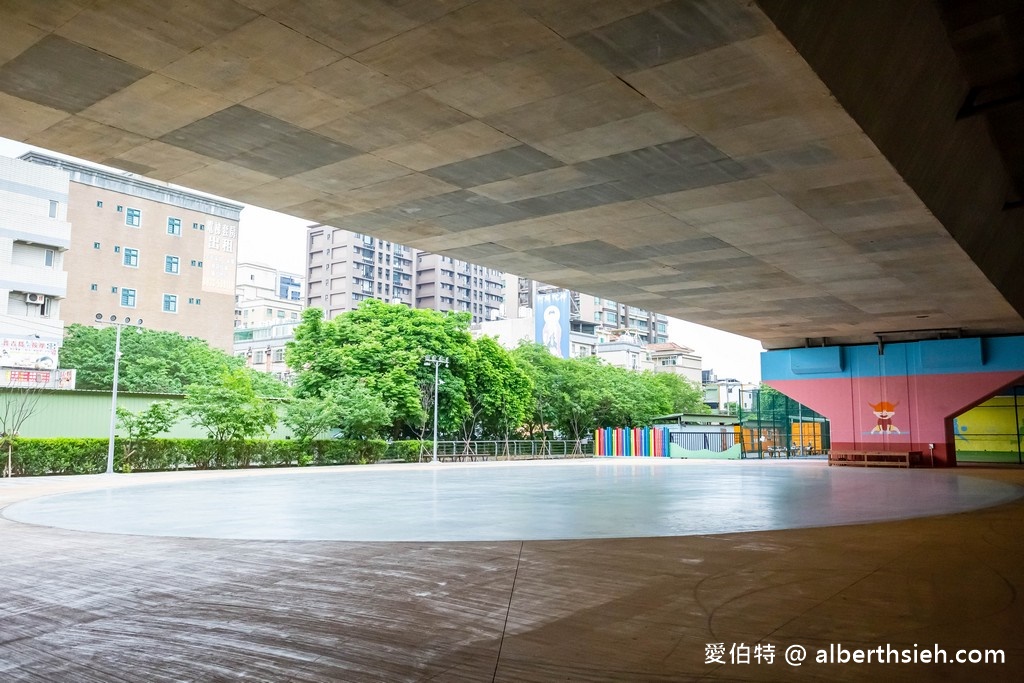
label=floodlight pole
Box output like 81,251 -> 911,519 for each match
423,355 -> 448,463
96,314 -> 142,475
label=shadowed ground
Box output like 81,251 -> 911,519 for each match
1,462 -> 1022,681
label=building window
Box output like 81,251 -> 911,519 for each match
163,294 -> 177,313
114,245 -> 121,253
195,298 -> 201,305
167,217 -> 181,236
126,208 -> 141,226
273,349 -> 285,362
120,288 -> 136,307
93,242 -> 101,249
277,310 -> 285,318
111,286 -> 119,293
266,308 -> 273,315
90,283 -> 98,291
254,350 -> 265,364
165,255 -> 180,274
96,200 -> 103,208
44,249 -> 54,267
123,248 -> 139,267
48,200 -> 58,218
117,205 -> 123,212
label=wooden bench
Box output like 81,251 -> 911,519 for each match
828,450 -> 920,468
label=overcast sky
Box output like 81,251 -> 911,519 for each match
1,137 -> 764,381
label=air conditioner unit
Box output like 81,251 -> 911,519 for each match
24,293 -> 45,305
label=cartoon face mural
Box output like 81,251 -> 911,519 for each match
869,400 -> 901,434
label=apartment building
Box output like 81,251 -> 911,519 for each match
235,262 -> 304,329
306,227 -> 415,319
305,227 -> 502,323
0,155 -> 71,387
22,153 -> 241,351
414,253 -> 503,323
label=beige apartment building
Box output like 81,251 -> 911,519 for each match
414,253 -> 503,323
23,153 -> 241,351
306,227 -> 502,323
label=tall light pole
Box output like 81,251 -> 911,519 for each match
423,355 -> 448,463
95,313 -> 142,475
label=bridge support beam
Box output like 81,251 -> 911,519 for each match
762,336 -> 1024,466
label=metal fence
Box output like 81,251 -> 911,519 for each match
420,440 -> 591,461
669,430 -> 738,453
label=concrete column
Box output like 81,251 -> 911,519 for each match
762,336 -> 1024,466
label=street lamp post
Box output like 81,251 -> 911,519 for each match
423,355 -> 448,463
95,313 -> 142,475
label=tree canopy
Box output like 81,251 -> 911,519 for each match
60,323 -> 288,397
286,305 -> 709,442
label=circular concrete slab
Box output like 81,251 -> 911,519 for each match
3,459 -> 1020,542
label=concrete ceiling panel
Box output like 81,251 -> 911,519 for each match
262,0 -> 424,55
469,166 -> 609,204
159,105 -> 360,178
423,144 -> 564,188
81,74 -> 234,139
0,0 -> 1020,348
570,0 -> 767,75
299,58 -> 412,112
532,111 -> 694,165
26,117 -> 150,163
355,1 -> 560,89
314,91 -> 472,151
375,122 -> 519,172
0,35 -> 149,114
425,43 -> 611,119
0,92 -> 69,140
57,0 -> 258,70
292,155 -> 413,194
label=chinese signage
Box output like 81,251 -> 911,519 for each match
0,336 -> 59,370
202,220 -> 238,295
2,368 -> 75,390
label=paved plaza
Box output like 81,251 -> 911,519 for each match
1,460 -> 1023,681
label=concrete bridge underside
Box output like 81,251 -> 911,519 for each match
0,0 -> 1021,349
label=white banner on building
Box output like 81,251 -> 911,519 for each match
0,336 -> 59,370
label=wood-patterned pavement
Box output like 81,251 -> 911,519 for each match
1,466 -> 1022,682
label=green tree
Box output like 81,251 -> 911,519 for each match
60,324 -> 288,397
330,378 -> 393,440
0,381 -> 45,477
461,336 -> 532,442
283,396 -> 341,444
182,368 -> 278,442
510,343 -> 561,438
116,401 -> 178,472
649,373 -> 710,415
287,302 -> 477,438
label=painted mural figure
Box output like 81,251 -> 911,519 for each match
542,305 -> 562,357
869,400 -> 901,434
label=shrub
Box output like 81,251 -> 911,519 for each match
7,437 -> 388,475
386,440 -> 427,463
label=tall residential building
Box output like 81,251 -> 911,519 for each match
22,153 -> 242,351
414,253 -> 504,323
235,262 -> 304,329
307,227 -> 415,319
0,155 -> 70,386
305,227 -> 502,323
